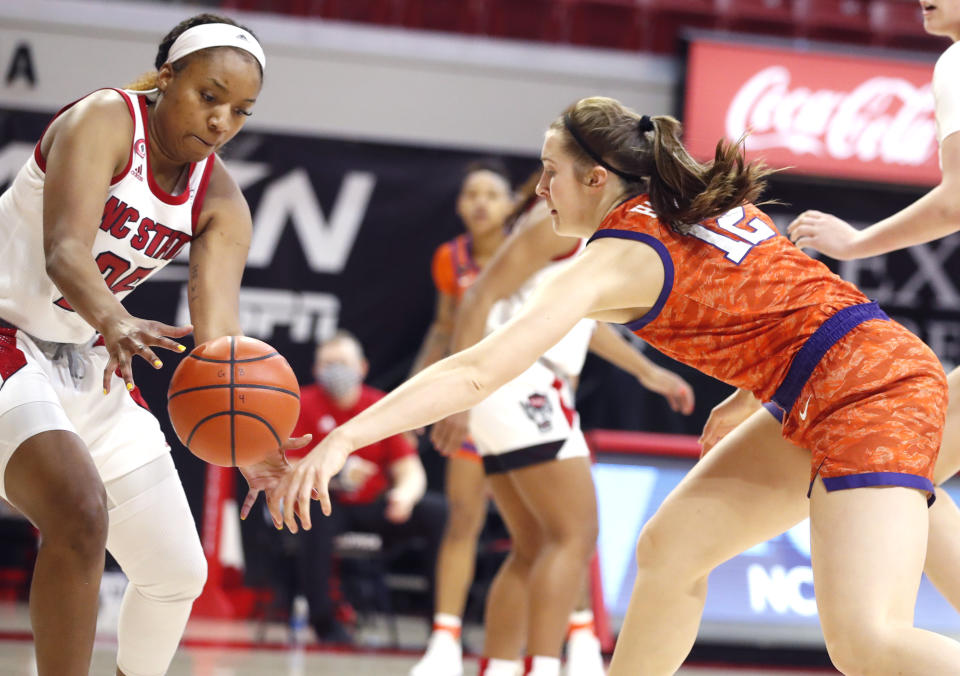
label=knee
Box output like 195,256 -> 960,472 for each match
445,495 -> 486,539
634,521 -> 702,587
822,619 -> 895,675
135,540 -> 208,603
545,517 -> 598,563
45,485 -> 109,560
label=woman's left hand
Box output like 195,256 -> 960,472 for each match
238,434 -> 312,526
640,367 -> 695,415
268,431 -> 353,533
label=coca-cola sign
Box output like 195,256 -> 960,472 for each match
683,38 -> 940,186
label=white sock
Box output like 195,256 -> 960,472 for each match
483,658 -> 521,676
527,655 -> 561,676
567,609 -> 595,636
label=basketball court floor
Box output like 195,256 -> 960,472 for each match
0,602 -> 836,675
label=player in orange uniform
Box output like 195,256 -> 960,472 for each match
273,96 -> 960,675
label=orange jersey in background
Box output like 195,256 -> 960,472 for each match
432,234 -> 481,301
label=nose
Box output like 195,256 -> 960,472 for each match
535,171 -> 548,198
208,106 -> 228,133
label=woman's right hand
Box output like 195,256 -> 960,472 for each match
786,210 -> 862,260
100,313 -> 193,393
699,389 -> 761,457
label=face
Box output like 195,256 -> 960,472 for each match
315,338 -> 365,378
456,170 -> 514,237
154,47 -> 262,162
536,130 -> 600,238
921,0 -> 960,40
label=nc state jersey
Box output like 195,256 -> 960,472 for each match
590,194 -> 869,402
0,88 -> 214,343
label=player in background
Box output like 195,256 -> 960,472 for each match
272,97 -> 960,675
0,14 -> 306,676
408,160 -> 512,675
785,0 -> 960,611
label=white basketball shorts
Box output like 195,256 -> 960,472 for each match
469,359 -> 590,475
0,326 -> 169,501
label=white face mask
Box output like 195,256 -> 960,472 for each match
316,363 -> 362,399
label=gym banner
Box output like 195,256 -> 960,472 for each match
682,36 -> 940,187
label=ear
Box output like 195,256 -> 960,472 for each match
360,358 -> 370,380
587,166 -> 609,188
156,63 -> 175,93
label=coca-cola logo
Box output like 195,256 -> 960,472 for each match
726,66 -> 937,167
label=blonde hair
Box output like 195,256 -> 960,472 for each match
550,97 -> 775,233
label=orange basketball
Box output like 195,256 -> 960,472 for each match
167,336 -> 300,467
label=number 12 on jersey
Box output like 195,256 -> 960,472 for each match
688,205 -> 776,264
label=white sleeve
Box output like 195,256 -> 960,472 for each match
934,43 -> 960,144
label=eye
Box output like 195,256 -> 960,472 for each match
234,108 -> 253,117
200,92 -> 215,103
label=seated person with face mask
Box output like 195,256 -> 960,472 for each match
241,330 -> 447,643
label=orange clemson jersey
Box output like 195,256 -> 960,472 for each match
590,194 -> 869,403
431,234 -> 481,301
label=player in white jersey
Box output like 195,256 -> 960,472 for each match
415,188 -> 693,676
785,0 -> 960,615
0,13 -> 305,676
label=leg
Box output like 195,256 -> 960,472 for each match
483,472 -> 544,661
434,455 -> 488,618
4,430 -> 108,676
297,499 -> 341,637
608,409 -> 810,676
104,455 -> 207,676
925,366 -> 960,610
810,480 -> 960,674
507,456 -> 598,659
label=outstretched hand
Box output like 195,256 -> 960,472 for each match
639,367 -> 695,415
238,434 -> 313,526
101,315 -> 193,393
268,431 -> 353,533
787,210 -> 861,260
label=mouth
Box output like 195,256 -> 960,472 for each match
192,135 -> 214,148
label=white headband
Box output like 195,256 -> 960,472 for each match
166,23 -> 265,72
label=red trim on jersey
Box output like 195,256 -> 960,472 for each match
33,88 -> 135,186
191,155 -> 217,235
0,328 -> 27,385
551,377 -> 576,427
139,95 -> 196,206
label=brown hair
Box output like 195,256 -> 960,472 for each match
126,13 -> 261,91
504,169 -> 542,233
550,97 -> 775,234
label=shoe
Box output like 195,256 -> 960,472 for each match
312,617 -> 354,646
409,630 -> 463,676
564,631 -> 605,675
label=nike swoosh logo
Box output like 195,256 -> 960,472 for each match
799,396 -> 812,421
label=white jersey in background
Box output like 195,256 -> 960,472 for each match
0,88 -> 214,343
485,238 -> 596,380
933,41 -> 960,162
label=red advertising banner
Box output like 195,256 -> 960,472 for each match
683,38 -> 940,187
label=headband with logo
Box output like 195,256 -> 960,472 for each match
166,23 -> 266,72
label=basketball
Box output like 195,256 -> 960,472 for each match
167,336 -> 301,467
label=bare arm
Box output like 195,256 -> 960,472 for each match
408,291 -> 457,376
588,322 -> 695,415
271,237 -> 666,530
788,133 -> 960,258
187,157 -> 250,345
385,455 -> 427,523
451,201 -> 581,354
42,91 -> 191,391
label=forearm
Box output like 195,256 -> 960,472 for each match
853,184 -> 960,257
451,289 -> 495,353
45,239 -> 129,332
390,462 -> 427,503
588,322 -> 659,381
337,355 -> 488,452
409,325 -> 450,376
